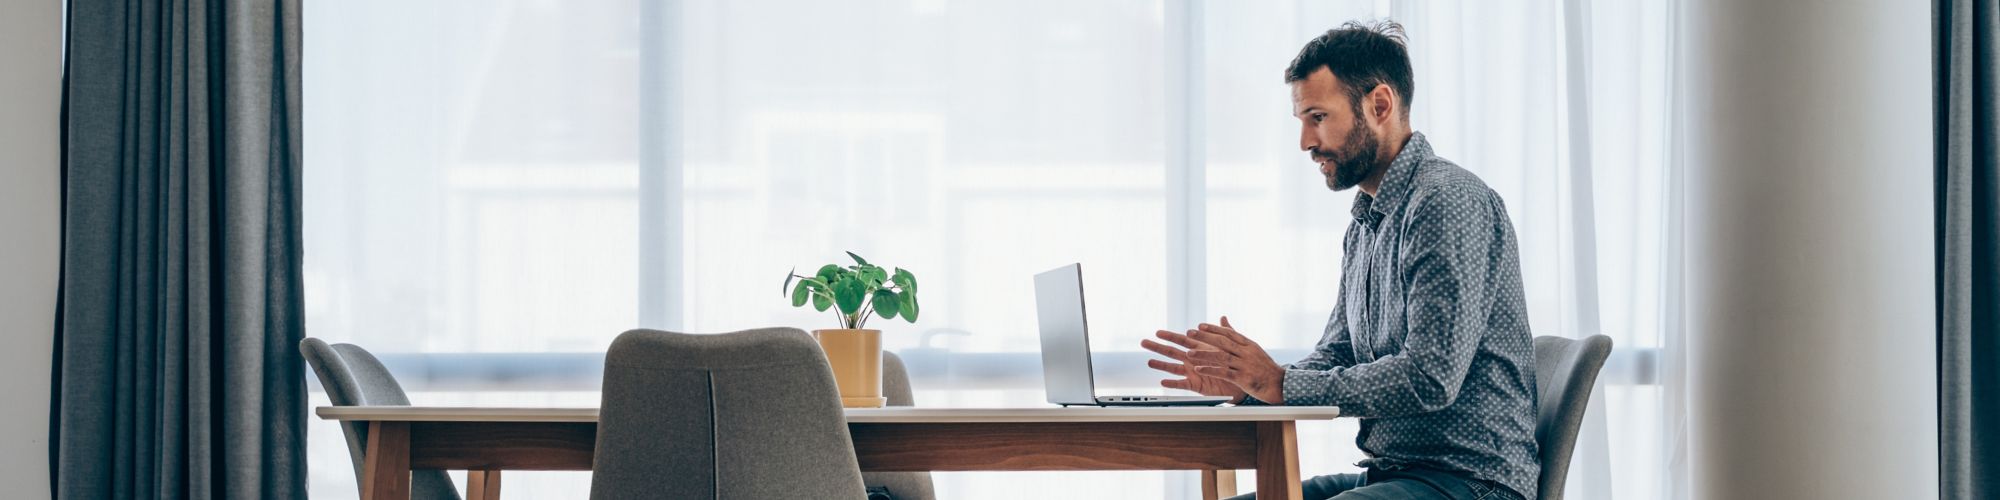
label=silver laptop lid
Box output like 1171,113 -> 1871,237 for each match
1034,263 -> 1099,405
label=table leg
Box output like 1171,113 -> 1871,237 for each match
362,421 -> 412,500
1201,469 -> 1238,500
1254,421 -> 1301,500
466,470 -> 502,500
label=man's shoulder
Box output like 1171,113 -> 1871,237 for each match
1405,157 -> 1500,213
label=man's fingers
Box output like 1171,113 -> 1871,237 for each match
1220,316 -> 1233,329
1155,329 -> 1208,350
1199,322 -> 1260,350
1161,378 -> 1194,391
1147,358 -> 1190,376
1140,339 -> 1191,362
1185,348 -> 1240,368
1197,323 -> 1252,346
1189,328 -> 1247,355
1194,364 -> 1240,380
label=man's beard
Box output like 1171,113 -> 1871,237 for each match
1311,115 -> 1381,192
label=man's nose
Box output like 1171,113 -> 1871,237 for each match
1299,125 -> 1317,152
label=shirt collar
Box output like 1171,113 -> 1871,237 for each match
1349,132 -> 1431,227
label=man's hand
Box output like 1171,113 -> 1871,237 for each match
1183,317 -> 1286,404
1141,326 -> 1246,402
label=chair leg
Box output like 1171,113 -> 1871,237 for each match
1201,469 -> 1237,500
466,470 -> 502,500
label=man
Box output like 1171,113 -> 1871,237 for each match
1141,21 -> 1540,500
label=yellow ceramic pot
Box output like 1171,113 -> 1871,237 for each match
812,328 -> 885,408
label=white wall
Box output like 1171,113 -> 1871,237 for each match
1682,0 -> 1937,498
0,0 -> 62,498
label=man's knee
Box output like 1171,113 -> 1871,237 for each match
1224,473 -> 1366,500
1326,477 -> 1455,500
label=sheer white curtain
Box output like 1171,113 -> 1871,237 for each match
301,1 -> 1683,499
1418,1 -> 1682,499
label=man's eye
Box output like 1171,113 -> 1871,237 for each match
1311,113 -> 1326,123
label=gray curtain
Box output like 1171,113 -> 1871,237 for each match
1939,0 -> 1998,499
52,0 -> 306,498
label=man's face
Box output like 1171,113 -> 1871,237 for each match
1291,67 -> 1380,192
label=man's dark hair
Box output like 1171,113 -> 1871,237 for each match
1285,20 -> 1414,118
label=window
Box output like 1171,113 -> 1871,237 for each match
305,1 -> 1677,498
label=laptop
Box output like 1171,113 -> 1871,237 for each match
1034,263 -> 1232,407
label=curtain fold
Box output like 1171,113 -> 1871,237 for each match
52,0 -> 306,498
1939,1 -> 1999,498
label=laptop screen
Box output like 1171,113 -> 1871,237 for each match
1033,263 -> 1099,405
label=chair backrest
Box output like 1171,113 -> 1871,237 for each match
590,328 -> 867,500
299,338 -> 462,500
861,351 -> 935,500
1531,335 -> 1614,500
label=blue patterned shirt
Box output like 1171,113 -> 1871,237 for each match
1260,132 -> 1540,500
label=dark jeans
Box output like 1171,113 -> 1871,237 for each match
1223,466 -> 1518,500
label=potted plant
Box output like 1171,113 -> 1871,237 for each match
783,251 -> 919,408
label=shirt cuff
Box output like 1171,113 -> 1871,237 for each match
1281,368 -> 1339,407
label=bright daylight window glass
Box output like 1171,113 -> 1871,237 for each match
304,1 -> 1674,499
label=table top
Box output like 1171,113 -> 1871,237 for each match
316,405 -> 1341,423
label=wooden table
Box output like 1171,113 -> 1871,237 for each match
317,405 -> 1340,500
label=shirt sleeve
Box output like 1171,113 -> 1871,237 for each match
1242,308 -> 1354,407
1278,185 -> 1494,417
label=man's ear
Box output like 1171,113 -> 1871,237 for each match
1366,84 -> 1397,125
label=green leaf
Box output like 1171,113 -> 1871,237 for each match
872,289 -> 900,319
783,267 -> 798,297
846,251 -> 871,267
812,292 -> 833,312
899,293 -> 919,322
802,278 -> 829,296
858,265 -> 888,288
833,277 -> 866,315
892,268 -> 917,294
816,264 -> 842,283
791,280 -> 810,307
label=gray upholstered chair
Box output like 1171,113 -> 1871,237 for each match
1532,335 -> 1614,500
590,328 -> 868,499
300,338 -> 476,500
862,351 -> 936,500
